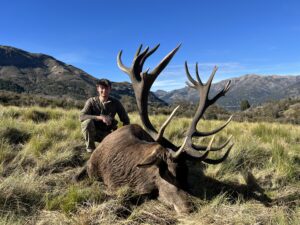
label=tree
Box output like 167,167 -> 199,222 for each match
240,100 -> 251,111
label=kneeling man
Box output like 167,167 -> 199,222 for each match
80,79 -> 130,152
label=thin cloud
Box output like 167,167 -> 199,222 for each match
152,79 -> 186,91
152,61 -> 300,91
161,62 -> 245,81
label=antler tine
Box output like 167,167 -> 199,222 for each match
203,143 -> 234,164
206,66 -> 218,88
117,51 -> 131,75
139,44 -> 160,69
195,63 -> 203,85
132,46 -> 149,80
174,135 -> 216,159
134,44 -> 143,59
209,80 -> 232,105
185,61 -> 198,87
149,44 -> 181,78
194,115 -> 233,137
169,137 -> 188,158
118,45 -> 151,81
185,81 -> 197,90
136,46 -> 150,62
155,105 -> 180,142
191,135 -> 232,151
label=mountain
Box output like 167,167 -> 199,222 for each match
2,45 -> 299,111
155,74 -> 300,110
0,45 -> 166,106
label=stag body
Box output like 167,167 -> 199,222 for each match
81,44 -> 233,214
87,124 -> 190,213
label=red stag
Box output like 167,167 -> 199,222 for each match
84,44 -> 233,214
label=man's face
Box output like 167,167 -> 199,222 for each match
97,84 -> 111,99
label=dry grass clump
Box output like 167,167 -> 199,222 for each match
73,198 -> 134,224
33,210 -> 72,225
0,172 -> 46,214
0,127 -> 31,145
0,105 -> 299,224
69,186 -> 178,225
124,201 -> 178,225
181,201 -> 299,225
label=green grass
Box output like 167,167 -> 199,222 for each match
45,183 -> 105,213
0,105 -> 299,224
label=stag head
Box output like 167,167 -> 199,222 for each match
115,44 -> 234,213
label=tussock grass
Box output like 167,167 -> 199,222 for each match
34,210 -> 71,225
23,109 -> 50,123
0,105 -> 21,119
0,172 -> 45,214
0,127 -> 31,145
0,105 -> 299,224
0,139 -> 16,168
124,201 -> 178,225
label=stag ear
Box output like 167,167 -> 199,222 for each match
136,147 -> 160,168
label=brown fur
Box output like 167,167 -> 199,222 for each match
86,124 -> 190,214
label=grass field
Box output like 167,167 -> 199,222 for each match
0,105 -> 299,224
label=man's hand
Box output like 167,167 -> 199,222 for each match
95,115 -> 112,125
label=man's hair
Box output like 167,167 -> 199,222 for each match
96,79 -> 111,88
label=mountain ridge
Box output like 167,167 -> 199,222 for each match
0,45 -> 166,106
155,73 -> 300,110
1,45 -> 299,110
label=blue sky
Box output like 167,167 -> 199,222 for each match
1,0 -> 300,91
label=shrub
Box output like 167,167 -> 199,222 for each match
240,100 -> 251,111
24,110 -> 50,123
0,127 -> 31,145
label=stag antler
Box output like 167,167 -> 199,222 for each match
117,44 -> 180,148
170,62 -> 233,163
118,45 -> 233,164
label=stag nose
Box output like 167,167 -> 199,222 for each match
174,203 -> 191,215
